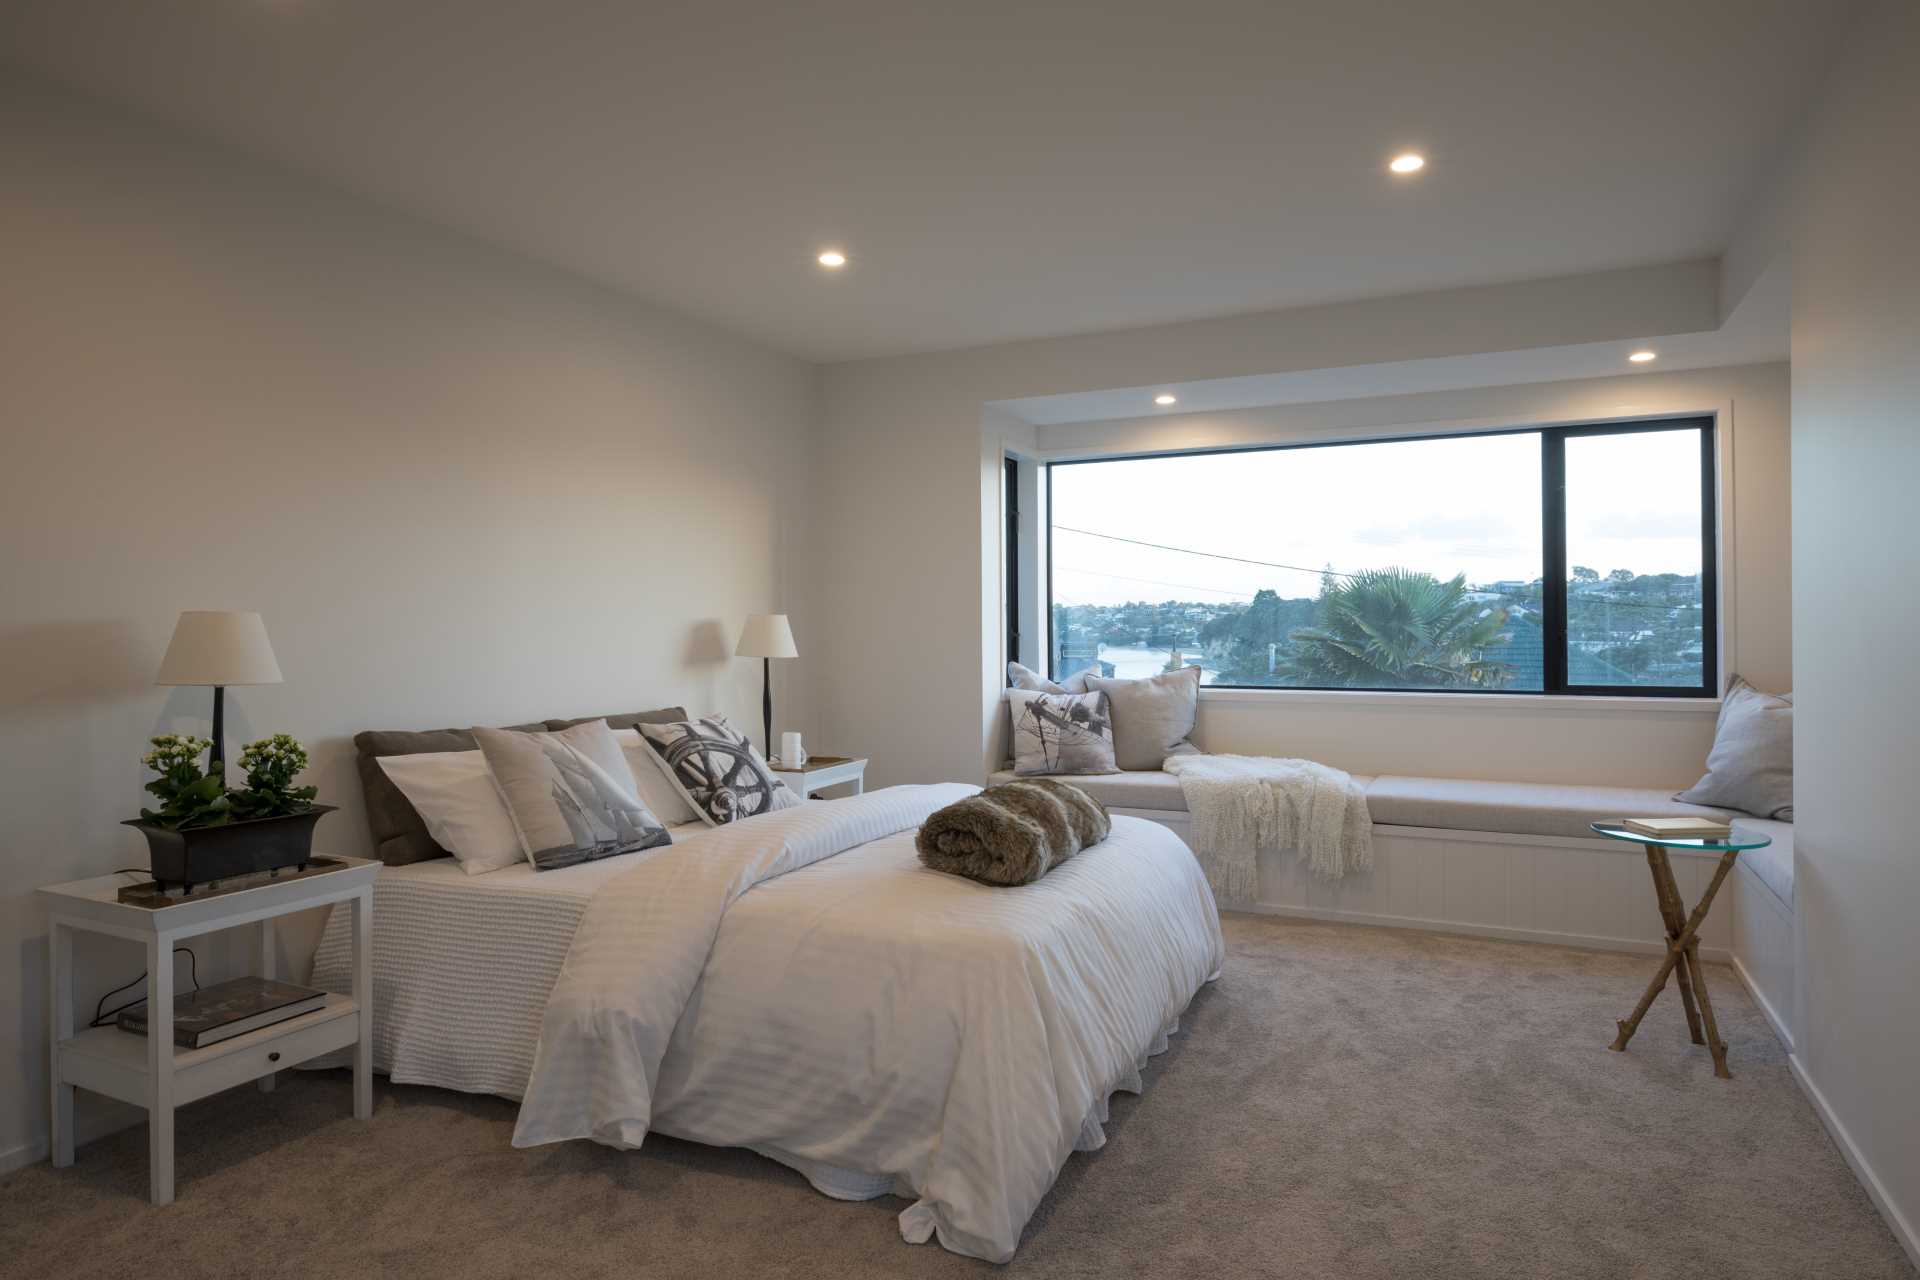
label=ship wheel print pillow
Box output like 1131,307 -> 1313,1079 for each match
638,715 -> 802,825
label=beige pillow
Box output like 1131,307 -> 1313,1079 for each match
1675,676 -> 1793,819
1085,666 -> 1204,770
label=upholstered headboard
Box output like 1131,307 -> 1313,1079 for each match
353,707 -> 688,865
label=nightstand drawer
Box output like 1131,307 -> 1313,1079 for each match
60,994 -> 360,1107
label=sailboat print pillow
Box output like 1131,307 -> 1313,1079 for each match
1006,690 -> 1119,777
471,720 -> 672,870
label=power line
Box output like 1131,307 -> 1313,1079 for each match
1053,526 -> 1352,582
1054,566 -> 1254,599
1053,524 -> 1697,615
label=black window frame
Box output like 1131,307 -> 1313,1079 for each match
1005,455 -> 1021,670
1043,415 -> 1718,698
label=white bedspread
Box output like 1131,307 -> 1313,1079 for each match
511,783 -> 1223,1262
309,830 -> 710,1099
314,785 -> 1222,1262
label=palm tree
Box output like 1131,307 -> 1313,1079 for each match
1283,568 -> 1514,689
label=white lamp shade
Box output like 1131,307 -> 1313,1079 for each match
736,613 -> 798,659
155,611 -> 284,686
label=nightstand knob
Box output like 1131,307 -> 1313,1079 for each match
267,1052 -> 281,1063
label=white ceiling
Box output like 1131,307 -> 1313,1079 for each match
1002,259 -> 1791,425
2,1 -> 1847,363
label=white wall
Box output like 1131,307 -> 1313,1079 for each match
0,80 -> 813,1169
1762,0 -> 1920,1262
1036,364 -> 1791,786
814,269 -> 1785,792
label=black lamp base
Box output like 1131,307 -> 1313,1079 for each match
761,657 -> 773,758
210,683 -> 227,782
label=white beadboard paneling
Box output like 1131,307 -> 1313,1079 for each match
1730,865 -> 1795,1049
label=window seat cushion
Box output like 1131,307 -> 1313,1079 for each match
1364,776 -> 1739,841
993,769 -> 1745,842
987,769 -> 1191,811
986,768 -> 1383,813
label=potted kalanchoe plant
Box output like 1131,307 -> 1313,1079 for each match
125,733 -> 335,891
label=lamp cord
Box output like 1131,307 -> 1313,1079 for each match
88,946 -> 201,1029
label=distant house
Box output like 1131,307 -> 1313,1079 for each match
1055,642 -> 1116,681
1478,629 -> 1635,689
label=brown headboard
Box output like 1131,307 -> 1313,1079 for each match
353,707 -> 688,865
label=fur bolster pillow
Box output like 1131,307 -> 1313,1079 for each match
916,778 -> 1112,887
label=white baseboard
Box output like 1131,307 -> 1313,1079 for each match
1789,1055 -> 1920,1273
1,1101 -> 144,1177
1729,951 -> 1795,1053
0,1138 -> 45,1178
1222,900 -> 1731,962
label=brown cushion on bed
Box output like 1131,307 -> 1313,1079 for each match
544,707 -> 688,733
353,721 -> 548,866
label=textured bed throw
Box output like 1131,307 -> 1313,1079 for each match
1164,755 -> 1373,900
917,779 -> 1111,886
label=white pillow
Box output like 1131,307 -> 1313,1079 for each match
376,751 -> 524,876
613,728 -> 702,826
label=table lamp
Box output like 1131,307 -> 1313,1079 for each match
155,610 -> 284,781
735,613 -> 798,758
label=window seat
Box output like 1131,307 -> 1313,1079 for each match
991,764 -> 1794,1047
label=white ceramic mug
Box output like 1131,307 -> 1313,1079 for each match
781,731 -> 806,768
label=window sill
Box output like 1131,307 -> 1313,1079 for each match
1196,686 -> 1721,714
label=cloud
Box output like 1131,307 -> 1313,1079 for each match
1355,512 -> 1531,554
1581,509 -> 1699,539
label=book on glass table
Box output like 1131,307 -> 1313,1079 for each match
1621,816 -> 1734,840
116,976 -> 329,1049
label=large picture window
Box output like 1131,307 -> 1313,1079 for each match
1045,418 -> 1716,696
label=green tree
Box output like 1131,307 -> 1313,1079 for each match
1283,569 -> 1514,689
1202,588 -> 1316,681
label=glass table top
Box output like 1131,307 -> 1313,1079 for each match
1590,822 -> 1773,852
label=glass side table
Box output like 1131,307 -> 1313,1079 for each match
1589,822 -> 1774,1078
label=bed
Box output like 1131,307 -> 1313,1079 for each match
312,718 -> 1224,1263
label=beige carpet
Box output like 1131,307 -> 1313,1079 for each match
3,914 -> 1911,1279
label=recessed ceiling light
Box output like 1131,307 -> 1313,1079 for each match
816,249 -> 847,268
1629,350 -> 1658,363
1388,153 -> 1426,175
1154,394 -> 1178,406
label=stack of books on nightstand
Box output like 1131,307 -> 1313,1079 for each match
118,976 -> 328,1049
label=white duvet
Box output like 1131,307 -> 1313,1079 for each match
508,783 -> 1223,1261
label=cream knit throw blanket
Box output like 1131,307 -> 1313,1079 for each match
1164,754 -> 1373,902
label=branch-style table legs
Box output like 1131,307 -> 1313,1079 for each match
1610,845 -> 1740,1078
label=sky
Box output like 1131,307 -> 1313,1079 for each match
1050,427 -> 1705,607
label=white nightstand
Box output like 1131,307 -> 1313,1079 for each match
38,856 -> 377,1205
771,755 -> 868,798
